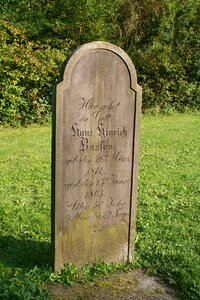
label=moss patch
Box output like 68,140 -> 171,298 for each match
47,269 -> 180,300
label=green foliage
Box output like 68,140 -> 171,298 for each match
49,261 -> 132,285
0,0 -> 199,124
0,21 -> 65,125
1,0 -> 121,48
0,267 -> 49,300
117,0 -> 200,111
0,0 -> 122,125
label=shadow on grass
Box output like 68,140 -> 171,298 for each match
0,235 -> 51,269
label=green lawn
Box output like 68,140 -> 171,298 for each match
137,114 -> 200,299
0,114 -> 199,299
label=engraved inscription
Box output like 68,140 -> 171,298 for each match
63,94 -> 132,227
79,97 -> 120,125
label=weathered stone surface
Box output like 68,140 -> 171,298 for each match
52,41 -> 142,271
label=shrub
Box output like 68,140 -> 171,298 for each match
0,21 -> 66,125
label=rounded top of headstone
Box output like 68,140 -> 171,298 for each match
60,41 -> 137,91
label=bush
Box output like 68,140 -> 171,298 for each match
117,0 -> 200,111
0,0 -> 199,125
0,21 -> 66,125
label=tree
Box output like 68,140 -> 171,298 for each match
117,0 -> 200,111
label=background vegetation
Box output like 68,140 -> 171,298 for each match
0,0 -> 199,125
0,114 -> 199,299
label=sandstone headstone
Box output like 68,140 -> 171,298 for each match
52,41 -> 142,272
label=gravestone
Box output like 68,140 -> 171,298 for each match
52,41 -> 142,272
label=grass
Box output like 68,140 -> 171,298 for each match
136,114 -> 200,299
0,125 -> 51,299
0,114 -> 199,299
